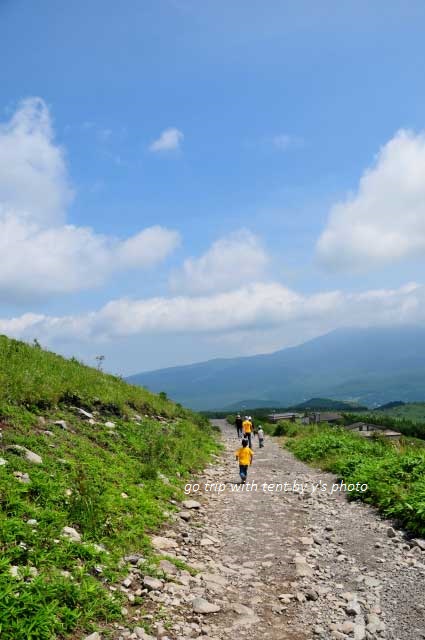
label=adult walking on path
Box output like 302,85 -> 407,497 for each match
242,415 -> 253,448
234,414 -> 243,438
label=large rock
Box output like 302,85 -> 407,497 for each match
151,535 -> 178,551
143,576 -> 163,591
177,511 -> 191,521
25,450 -> 43,464
159,559 -> 178,575
200,572 -> 227,587
134,628 -> 155,640
7,445 -> 42,464
346,600 -> 361,616
182,499 -> 201,510
83,634 -> 101,640
364,576 -> 381,588
295,554 -> 313,577
200,537 -> 215,546
124,554 -> 143,565
53,420 -> 68,430
13,471 -> 30,484
192,597 -> 221,614
353,624 -> 366,640
61,526 -> 82,543
413,538 -> 425,551
77,408 -> 94,419
232,603 -> 255,616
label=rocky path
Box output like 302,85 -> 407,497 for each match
110,420 -> 425,640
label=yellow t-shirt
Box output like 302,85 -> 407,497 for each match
235,446 -> 254,466
242,419 -> 252,433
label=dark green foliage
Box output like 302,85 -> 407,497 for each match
343,412 -> 425,440
375,401 -> 406,410
273,421 -> 300,437
291,398 -> 368,411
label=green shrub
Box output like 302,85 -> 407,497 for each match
273,421 -> 300,437
287,426 -> 425,536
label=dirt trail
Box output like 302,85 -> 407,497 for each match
112,420 -> 425,640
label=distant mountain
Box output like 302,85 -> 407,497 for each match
127,326 -> 425,410
374,401 -> 406,411
291,397 -> 368,411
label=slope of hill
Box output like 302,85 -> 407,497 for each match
128,326 -> 425,409
291,397 -> 368,411
374,401 -> 406,411
0,335 -> 217,639
374,402 -> 425,423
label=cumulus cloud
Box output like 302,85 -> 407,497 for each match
0,98 -> 180,302
0,216 -> 180,301
169,230 -> 269,294
0,97 -> 72,227
149,127 -> 184,152
317,129 -> 425,271
1,281 -> 422,345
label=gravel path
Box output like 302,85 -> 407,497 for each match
110,420 -> 425,640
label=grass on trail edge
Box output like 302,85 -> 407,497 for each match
0,336 -> 220,640
285,424 -> 425,537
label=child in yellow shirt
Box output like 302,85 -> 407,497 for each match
235,439 -> 254,483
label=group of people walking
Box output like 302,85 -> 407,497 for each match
234,414 -> 264,484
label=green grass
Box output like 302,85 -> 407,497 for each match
375,402 -> 425,423
286,425 -> 425,536
0,336 -> 219,639
0,335 -> 189,418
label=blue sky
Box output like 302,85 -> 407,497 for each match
1,0 -> 425,373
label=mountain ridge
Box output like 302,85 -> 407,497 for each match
127,326 -> 425,409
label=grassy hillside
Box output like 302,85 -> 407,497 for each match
374,402 -> 425,423
0,336 -> 218,640
291,397 -> 368,411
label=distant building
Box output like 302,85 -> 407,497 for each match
311,412 -> 343,424
267,412 -> 302,423
345,422 -> 401,440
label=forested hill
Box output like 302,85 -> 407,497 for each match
127,326 -> 425,410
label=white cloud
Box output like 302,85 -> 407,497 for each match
0,97 -> 72,227
149,127 -> 183,152
1,281 -> 423,345
169,230 -> 269,294
0,98 -> 180,302
0,215 -> 180,301
317,129 -> 425,271
117,226 -> 180,269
